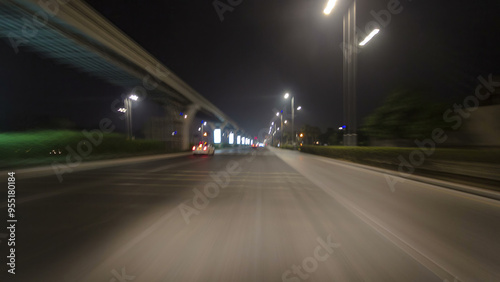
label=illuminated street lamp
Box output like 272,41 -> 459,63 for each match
323,0 -> 337,15
323,0 -> 381,146
324,1 -> 351,145
359,29 -> 380,46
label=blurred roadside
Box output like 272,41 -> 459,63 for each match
298,146 -> 500,193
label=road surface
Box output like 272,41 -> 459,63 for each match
1,147 -> 499,281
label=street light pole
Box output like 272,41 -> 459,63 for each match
201,121 -> 207,142
344,0 -> 357,146
124,98 -> 130,140
127,98 -> 134,140
280,113 -> 283,147
291,96 -> 295,148
124,94 -> 139,140
325,0 -> 379,146
124,97 -> 133,140
324,0 -> 358,146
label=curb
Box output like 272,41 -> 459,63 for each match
269,147 -> 500,201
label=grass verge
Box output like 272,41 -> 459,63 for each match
0,130 -> 181,169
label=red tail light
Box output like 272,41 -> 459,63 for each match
203,146 -> 207,151
192,146 -> 196,151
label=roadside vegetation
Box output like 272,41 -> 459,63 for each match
0,130 -> 177,169
299,145 -> 500,165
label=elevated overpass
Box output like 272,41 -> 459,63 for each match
0,0 -> 246,149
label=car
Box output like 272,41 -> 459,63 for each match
192,141 -> 215,156
252,142 -> 265,148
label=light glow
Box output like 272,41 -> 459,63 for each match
323,0 -> 337,15
237,135 -> 241,145
359,29 -> 380,46
229,132 -> 234,144
284,93 -> 290,99
297,106 -> 302,110
129,94 -> 139,101
214,129 -> 221,144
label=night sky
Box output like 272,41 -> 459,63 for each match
1,0 -> 499,136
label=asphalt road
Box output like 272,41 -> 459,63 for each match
1,147 -> 499,281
